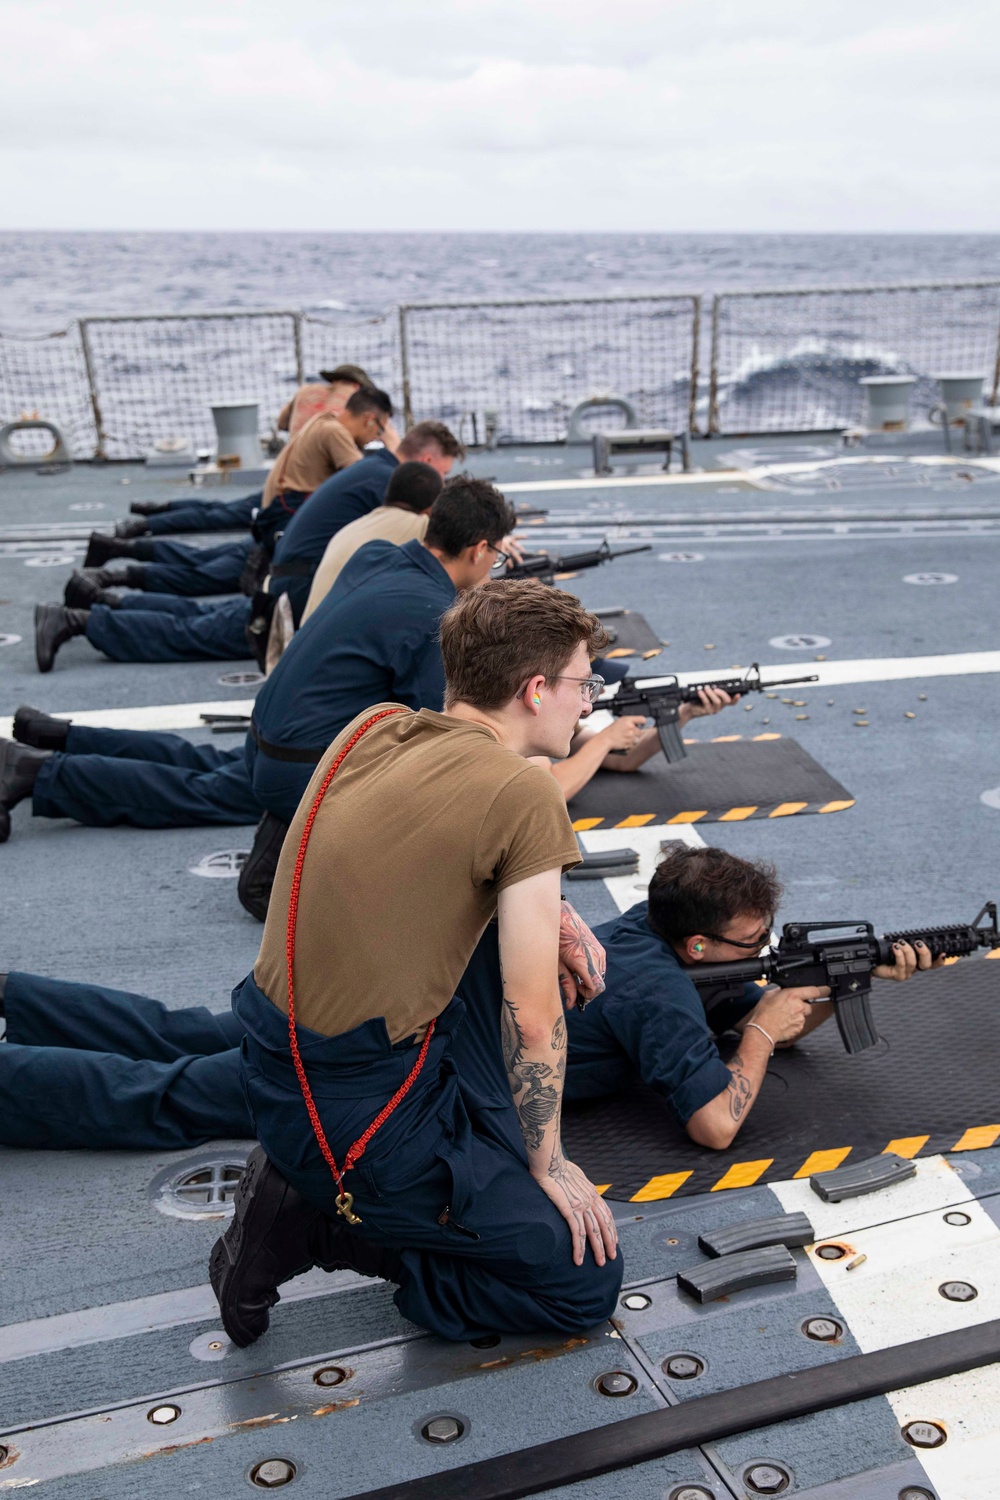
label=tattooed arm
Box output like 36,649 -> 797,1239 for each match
686,984 -> 827,1149
685,1026 -> 773,1150
558,900 -> 606,1009
497,869 -> 618,1267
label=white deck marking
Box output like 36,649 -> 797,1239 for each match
0,699 -> 256,739
498,454 -> 1000,495
3,648 -> 996,742
0,1266 -> 368,1362
775,1159 -> 1000,1499
578,824 -> 704,913
633,649 -> 1000,692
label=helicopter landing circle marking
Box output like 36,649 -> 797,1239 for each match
904,572 -> 957,585
981,788 -> 1000,810
188,850 -> 248,878
769,634 -> 832,651
658,551 -> 704,562
24,554 -> 75,567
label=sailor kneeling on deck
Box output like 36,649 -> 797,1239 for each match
212,579 -> 622,1344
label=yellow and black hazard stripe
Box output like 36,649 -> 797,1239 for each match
571,733 -> 854,829
593,1122 -> 1000,1201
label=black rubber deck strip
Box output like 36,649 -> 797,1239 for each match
348,1318 -> 1000,1500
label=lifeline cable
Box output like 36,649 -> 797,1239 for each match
284,706 -> 436,1220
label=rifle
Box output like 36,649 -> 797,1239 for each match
504,538 -> 651,584
601,663 -> 820,763
689,902 -> 1000,1055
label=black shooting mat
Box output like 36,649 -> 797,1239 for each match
561,958 -> 1000,1201
592,607 -> 665,658
568,735 -> 855,829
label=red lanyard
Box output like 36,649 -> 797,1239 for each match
284,707 -> 436,1224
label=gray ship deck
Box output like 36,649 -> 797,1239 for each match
2,433 -> 999,1497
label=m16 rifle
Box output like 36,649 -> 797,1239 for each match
601,663 -> 820,763
505,538 -> 651,585
689,902 -> 1000,1055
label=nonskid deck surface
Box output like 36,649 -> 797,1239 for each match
1,436 -> 999,1497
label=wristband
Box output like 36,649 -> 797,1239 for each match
745,1021 -> 775,1054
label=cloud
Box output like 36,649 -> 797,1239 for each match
0,0 -> 998,229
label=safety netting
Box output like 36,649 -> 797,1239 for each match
0,324 -> 97,457
78,312 -> 300,460
398,294 -> 700,445
708,281 -> 1000,434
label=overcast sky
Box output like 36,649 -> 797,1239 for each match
3,0 -> 998,232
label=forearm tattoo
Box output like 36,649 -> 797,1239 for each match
558,901 -> 606,1002
500,988 -> 566,1153
726,1050 -> 754,1122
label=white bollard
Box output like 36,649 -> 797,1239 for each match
211,401 -> 260,470
930,373 -> 985,427
859,375 -> 916,431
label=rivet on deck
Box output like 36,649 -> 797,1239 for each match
802,1317 -> 842,1341
595,1370 -> 638,1397
939,1280 -> 977,1301
744,1461 -> 791,1493
250,1458 -> 297,1487
422,1416 -> 464,1443
902,1420 -> 947,1449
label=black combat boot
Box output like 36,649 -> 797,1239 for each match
63,569 -> 130,610
13,705 -> 71,751
209,1146 -> 323,1348
0,740 -> 51,828
83,533 -> 157,569
115,516 -> 151,538
34,605 -> 89,673
130,499 -> 172,517
209,1147 -> 401,1348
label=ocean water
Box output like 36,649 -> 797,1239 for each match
3,231 -> 1000,330
3,232 -> 1000,454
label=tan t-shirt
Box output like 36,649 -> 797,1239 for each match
277,381 -> 354,436
262,414 -> 362,506
301,507 -> 429,623
255,706 -> 582,1041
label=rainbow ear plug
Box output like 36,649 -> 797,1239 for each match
533,695 -> 541,705
693,942 -> 704,953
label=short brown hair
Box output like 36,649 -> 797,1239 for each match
647,846 -> 782,943
319,364 -> 372,385
399,420 -> 466,462
440,579 -> 609,710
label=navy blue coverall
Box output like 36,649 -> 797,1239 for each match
30,722 -> 262,828
237,921 -> 623,1340
142,491 -> 262,536
31,540 -> 453,829
85,592 -> 254,663
0,910 -> 754,1159
120,536 -> 255,597
0,971 -> 248,1149
269,448 -> 397,621
566,902 -> 762,1123
247,537 -> 454,823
